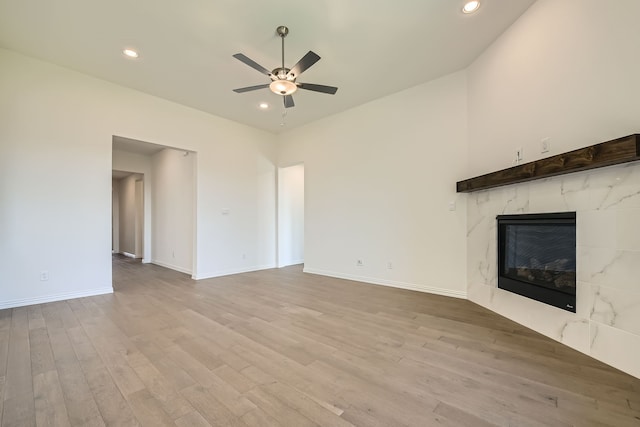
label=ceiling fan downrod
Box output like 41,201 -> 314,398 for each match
276,26 -> 289,74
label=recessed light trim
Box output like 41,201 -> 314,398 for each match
462,0 -> 480,14
259,103 -> 269,109
123,48 -> 139,59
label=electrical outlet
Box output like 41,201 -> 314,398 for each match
541,137 -> 550,153
356,259 -> 364,267
387,262 -> 393,270
40,270 -> 49,281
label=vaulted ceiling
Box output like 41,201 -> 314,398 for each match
0,0 -> 535,133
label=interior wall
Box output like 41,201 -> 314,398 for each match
111,178 -> 119,252
0,47 -> 277,308
112,149 -> 152,262
278,164 -> 304,267
278,71 -> 468,297
151,149 -> 194,274
117,174 -> 142,257
467,0 -> 640,176
466,0 -> 640,378
134,179 -> 144,258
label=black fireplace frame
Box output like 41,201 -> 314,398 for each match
497,212 -> 576,313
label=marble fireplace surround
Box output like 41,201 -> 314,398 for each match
466,160 -> 640,379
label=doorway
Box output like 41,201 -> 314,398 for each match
112,136 -> 197,276
277,163 -> 304,267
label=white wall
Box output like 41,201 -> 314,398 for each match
134,179 -> 144,258
0,48 -> 277,308
112,178 -> 119,252
278,71 -> 468,297
112,149 -> 152,263
466,0 -> 640,378
467,0 -> 640,176
152,148 -> 194,274
278,164 -> 304,267
117,174 -> 142,257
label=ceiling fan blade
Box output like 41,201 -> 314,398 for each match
232,84 -> 270,93
284,95 -> 295,108
232,53 -> 272,77
297,83 -> 338,95
287,51 -> 321,78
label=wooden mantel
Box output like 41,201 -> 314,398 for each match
456,134 -> 640,193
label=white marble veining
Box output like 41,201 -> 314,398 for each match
467,161 -> 640,379
590,284 -> 640,336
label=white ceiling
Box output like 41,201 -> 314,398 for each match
0,0 -> 535,134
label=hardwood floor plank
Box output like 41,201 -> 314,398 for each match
174,411 -> 212,427
32,370 -> 71,427
80,358 -> 140,427
261,381 -> 355,427
3,255 -> 639,426
2,393 -> 36,427
212,365 -> 256,394
0,376 -> 5,425
245,386 -> 319,427
129,358 -> 194,419
179,384 -> 249,427
239,408 -> 282,427
5,307 -> 33,400
148,356 -> 196,391
27,306 -> 46,331
29,327 -> 56,377
43,307 -> 106,427
125,389 -> 175,427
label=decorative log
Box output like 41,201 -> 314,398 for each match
456,134 -> 640,193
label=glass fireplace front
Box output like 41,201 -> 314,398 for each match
497,212 -> 576,312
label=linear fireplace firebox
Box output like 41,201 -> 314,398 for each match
497,212 -> 576,312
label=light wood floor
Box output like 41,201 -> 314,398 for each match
1,256 -> 639,426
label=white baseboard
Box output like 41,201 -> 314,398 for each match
193,264 -> 276,280
303,268 -> 467,299
151,260 -> 192,275
122,251 -> 137,259
0,287 -> 114,310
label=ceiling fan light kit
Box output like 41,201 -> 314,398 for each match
232,26 -> 338,109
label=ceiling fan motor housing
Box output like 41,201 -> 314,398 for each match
271,67 -> 294,81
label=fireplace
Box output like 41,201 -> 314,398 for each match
497,212 -> 576,312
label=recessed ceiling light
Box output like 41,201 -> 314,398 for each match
462,0 -> 480,14
259,102 -> 269,109
123,48 -> 139,59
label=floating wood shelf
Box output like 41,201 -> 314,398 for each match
456,134 -> 640,193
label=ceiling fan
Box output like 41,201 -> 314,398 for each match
232,26 -> 338,108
